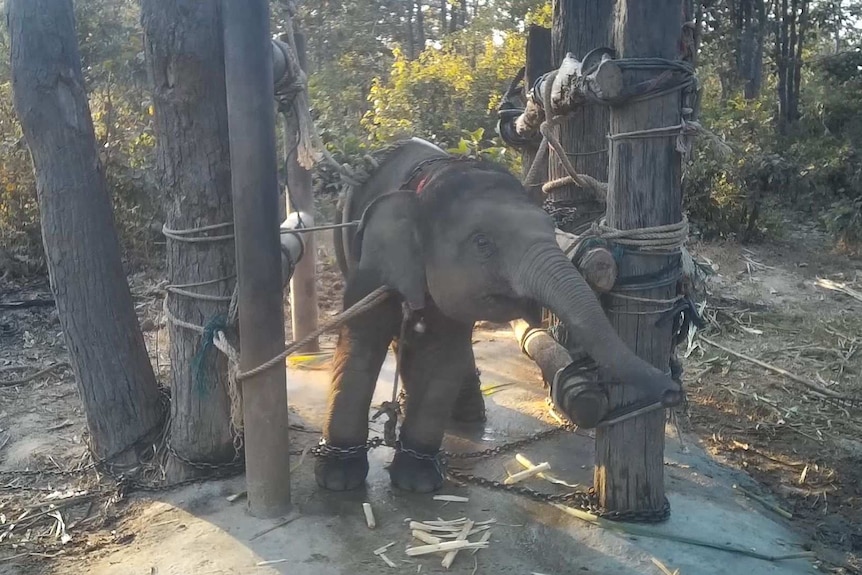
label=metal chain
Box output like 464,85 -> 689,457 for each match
442,424 -> 576,460
446,468 -> 671,523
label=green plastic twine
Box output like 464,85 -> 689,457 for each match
191,313 -> 229,395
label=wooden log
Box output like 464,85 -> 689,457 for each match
9,0 -> 163,463
576,247 -> 617,293
594,0 -> 686,517
554,229 -> 617,293
550,53 -> 623,115
283,29 -> 320,353
223,0 -> 292,517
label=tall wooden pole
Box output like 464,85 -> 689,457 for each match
595,0 -> 685,515
222,0 -> 292,516
284,29 -> 320,352
548,0 -> 614,234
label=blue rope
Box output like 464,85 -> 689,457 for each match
191,313 -> 230,395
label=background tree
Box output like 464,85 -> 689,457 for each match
7,0 -> 163,463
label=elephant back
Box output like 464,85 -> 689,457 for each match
333,138 -> 449,277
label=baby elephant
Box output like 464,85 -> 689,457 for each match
315,138 -> 681,493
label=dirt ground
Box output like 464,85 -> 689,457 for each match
0,210 -> 860,574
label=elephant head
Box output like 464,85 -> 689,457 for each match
353,160 -> 680,404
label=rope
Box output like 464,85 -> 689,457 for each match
233,286 -> 392,381
578,217 -> 689,252
213,330 -> 243,437
161,222 -> 235,243
280,221 -> 360,234
522,71 -> 608,203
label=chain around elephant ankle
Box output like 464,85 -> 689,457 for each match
312,437 -> 384,459
396,441 -> 446,477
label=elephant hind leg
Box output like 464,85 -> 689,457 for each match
315,269 -> 400,491
389,312 -> 474,493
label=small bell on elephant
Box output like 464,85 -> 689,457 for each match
412,316 -> 426,334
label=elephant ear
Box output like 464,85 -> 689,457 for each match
354,190 -> 426,311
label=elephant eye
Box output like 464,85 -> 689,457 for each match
472,233 -> 495,256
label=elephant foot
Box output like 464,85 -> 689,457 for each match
389,442 -> 445,493
450,375 -> 486,424
313,442 -> 369,491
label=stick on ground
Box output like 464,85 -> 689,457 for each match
700,336 -> 851,399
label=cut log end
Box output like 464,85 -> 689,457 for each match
590,59 -> 623,101
576,247 -> 618,293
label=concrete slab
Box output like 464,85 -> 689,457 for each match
70,326 -> 817,575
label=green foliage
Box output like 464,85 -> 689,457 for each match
447,127 -> 521,173
683,73 -> 787,241
0,0 -> 159,268
362,27 -> 526,148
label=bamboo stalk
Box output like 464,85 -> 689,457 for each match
405,540 -> 489,556
515,453 -> 584,489
442,520 -> 474,568
503,462 -> 551,484
412,530 -> 443,545
362,503 -> 376,529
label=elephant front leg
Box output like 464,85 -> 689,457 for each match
389,314 -> 474,492
450,340 -> 486,424
315,273 -> 400,491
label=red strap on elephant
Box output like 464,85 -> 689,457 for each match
415,176 -> 429,195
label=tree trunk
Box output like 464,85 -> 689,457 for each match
416,0 -> 426,53
776,0 -> 790,133
405,0 -> 417,60
440,0 -> 448,36
8,0 -> 163,463
548,0 -> 614,235
522,25 -> 553,204
449,0 -> 458,33
141,0 -> 237,480
746,0 -> 766,99
595,0 -> 685,516
790,0 -> 808,124
787,0 -> 799,122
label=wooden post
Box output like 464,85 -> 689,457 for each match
542,0 -> 614,357
284,29 -> 320,352
547,0 -> 614,234
595,0 -> 685,516
222,0 -> 292,517
522,25 -> 552,204
8,0 -> 164,464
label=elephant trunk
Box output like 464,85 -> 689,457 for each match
514,244 -> 675,399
